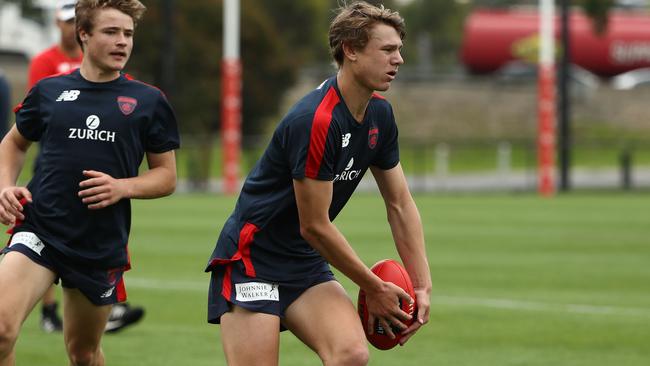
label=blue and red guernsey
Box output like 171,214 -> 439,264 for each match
206,76 -> 399,281
13,70 -> 180,269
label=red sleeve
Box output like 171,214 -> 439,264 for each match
27,53 -> 55,89
302,87 -> 341,180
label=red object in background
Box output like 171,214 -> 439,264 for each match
538,63 -> 556,196
222,58 -> 242,194
461,9 -> 650,77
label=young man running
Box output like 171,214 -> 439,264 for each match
0,1 -> 179,365
27,0 -> 146,334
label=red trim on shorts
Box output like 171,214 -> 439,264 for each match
222,265 -> 234,300
237,223 -> 258,277
108,259 -> 130,302
208,222 -> 260,300
305,87 -> 339,178
116,277 -> 127,302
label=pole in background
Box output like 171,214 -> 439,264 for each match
538,0 -> 556,196
222,0 -> 242,194
161,0 -> 175,98
558,0 -> 571,191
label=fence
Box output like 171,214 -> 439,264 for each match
397,138 -> 650,192
175,136 -> 650,193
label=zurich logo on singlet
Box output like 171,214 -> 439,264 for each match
68,115 -> 116,142
334,157 -> 362,182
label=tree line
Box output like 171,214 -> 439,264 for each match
5,0 -> 618,139
4,0 -> 620,183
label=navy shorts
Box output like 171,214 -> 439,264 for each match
2,231 -> 128,306
208,261 -> 336,330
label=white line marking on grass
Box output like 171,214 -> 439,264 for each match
126,277 -> 206,292
125,277 -> 650,318
432,295 -> 650,318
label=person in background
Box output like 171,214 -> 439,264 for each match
27,0 -> 82,89
27,0 -> 146,334
0,69 -> 9,137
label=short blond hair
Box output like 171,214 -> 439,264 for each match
329,1 -> 406,67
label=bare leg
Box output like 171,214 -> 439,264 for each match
220,305 -> 281,366
42,285 -> 57,306
0,252 -> 57,366
62,288 -> 111,366
283,281 -> 369,366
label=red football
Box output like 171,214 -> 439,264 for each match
357,259 -> 417,350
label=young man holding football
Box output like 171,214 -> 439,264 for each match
0,1 -> 179,365
206,2 -> 431,365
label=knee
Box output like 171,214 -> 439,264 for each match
67,350 -> 96,366
66,343 -> 101,366
0,319 -> 19,357
342,345 -> 370,366
324,343 -> 369,366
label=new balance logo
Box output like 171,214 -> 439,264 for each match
100,287 -> 115,299
56,90 -> 80,102
342,133 -> 351,148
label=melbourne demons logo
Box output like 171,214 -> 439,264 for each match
368,126 -> 379,149
117,96 -> 138,116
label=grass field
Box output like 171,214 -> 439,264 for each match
8,192 -> 650,365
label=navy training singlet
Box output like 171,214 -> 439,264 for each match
206,76 -> 399,281
13,69 -> 180,269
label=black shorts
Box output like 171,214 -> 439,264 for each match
208,261 -> 336,331
2,231 -> 128,306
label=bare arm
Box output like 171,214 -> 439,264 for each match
78,150 -> 177,209
293,177 -> 413,337
371,163 -> 432,345
0,125 -> 33,225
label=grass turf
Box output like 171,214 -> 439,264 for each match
8,192 -> 650,365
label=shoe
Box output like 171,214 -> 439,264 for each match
40,303 -> 63,333
105,302 -> 145,333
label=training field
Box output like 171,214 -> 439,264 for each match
9,192 -> 650,365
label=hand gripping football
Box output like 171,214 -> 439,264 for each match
357,259 -> 416,350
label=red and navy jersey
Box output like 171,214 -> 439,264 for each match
206,76 -> 399,281
13,69 -> 180,269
